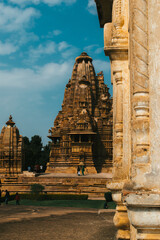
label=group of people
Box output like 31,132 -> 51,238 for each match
0,190 -> 20,205
28,165 -> 44,173
77,165 -> 85,176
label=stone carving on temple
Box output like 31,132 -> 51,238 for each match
47,52 -> 113,174
0,115 -> 23,176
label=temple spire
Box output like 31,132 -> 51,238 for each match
47,52 -> 113,174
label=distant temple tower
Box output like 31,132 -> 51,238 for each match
47,52 -> 113,174
0,115 -> 23,176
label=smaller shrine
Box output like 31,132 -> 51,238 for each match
0,115 -> 23,176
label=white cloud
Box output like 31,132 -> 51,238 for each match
53,30 -> 62,36
0,41 -> 18,55
0,61 -> 73,90
58,41 -> 70,51
61,46 -> 78,59
26,40 -> 79,63
84,44 -> 98,52
0,3 -> 40,32
28,41 -> 56,62
84,44 -> 103,55
0,63 -> 8,67
58,41 -> 79,59
0,59 -> 110,91
18,32 -> 39,45
43,0 -> 76,6
87,0 -> 97,15
94,47 -> 103,54
9,0 -> 76,7
93,59 -> 111,74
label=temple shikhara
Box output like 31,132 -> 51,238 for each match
47,52 -> 113,174
0,115 -> 23,176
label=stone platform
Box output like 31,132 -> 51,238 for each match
1,173 -> 112,199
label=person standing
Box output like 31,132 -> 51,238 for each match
15,192 -> 20,205
82,165 -> 85,176
5,190 -> 10,205
77,166 -> 81,176
0,189 -> 1,205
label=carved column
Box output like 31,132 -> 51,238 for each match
124,0 -> 160,239
108,57 -> 130,240
95,0 -> 130,239
104,1 -> 130,239
96,0 -> 160,238
114,70 -> 123,175
129,0 -> 150,186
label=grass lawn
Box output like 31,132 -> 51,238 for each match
8,200 -> 116,209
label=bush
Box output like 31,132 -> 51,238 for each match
19,193 -> 88,201
30,184 -> 45,194
104,192 -> 112,202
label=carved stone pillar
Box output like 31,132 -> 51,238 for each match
96,0 -> 160,238
114,70 -> 123,175
129,0 -> 150,187
124,0 -> 160,239
105,1 -> 130,239
95,0 -> 130,239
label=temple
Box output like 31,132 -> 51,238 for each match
47,52 -> 113,174
0,115 -> 23,176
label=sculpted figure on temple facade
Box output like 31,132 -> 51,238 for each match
47,52 -> 113,174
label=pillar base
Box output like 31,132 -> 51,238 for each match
125,193 -> 160,240
108,181 -> 130,240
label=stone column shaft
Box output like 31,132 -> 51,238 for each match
129,0 -> 150,187
114,70 -> 123,172
106,0 -> 130,239
95,0 -> 130,239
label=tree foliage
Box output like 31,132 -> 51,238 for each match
30,184 -> 45,194
23,135 -> 50,171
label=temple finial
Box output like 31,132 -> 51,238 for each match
6,115 -> 15,127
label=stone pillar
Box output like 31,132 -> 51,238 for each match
114,70 -> 123,177
103,0 -> 130,239
96,0 -> 160,239
129,0 -> 150,187
95,0 -> 131,239
124,0 -> 160,239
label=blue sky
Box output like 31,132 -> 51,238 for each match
0,0 -> 112,145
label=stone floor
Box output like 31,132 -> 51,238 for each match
0,206 -> 116,240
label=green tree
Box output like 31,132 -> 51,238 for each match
31,184 -> 45,194
23,135 -> 50,171
39,144 -> 50,170
23,136 -> 32,170
30,135 -> 42,167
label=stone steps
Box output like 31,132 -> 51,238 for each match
1,175 -> 111,199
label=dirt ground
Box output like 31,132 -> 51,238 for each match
0,206 -> 116,240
